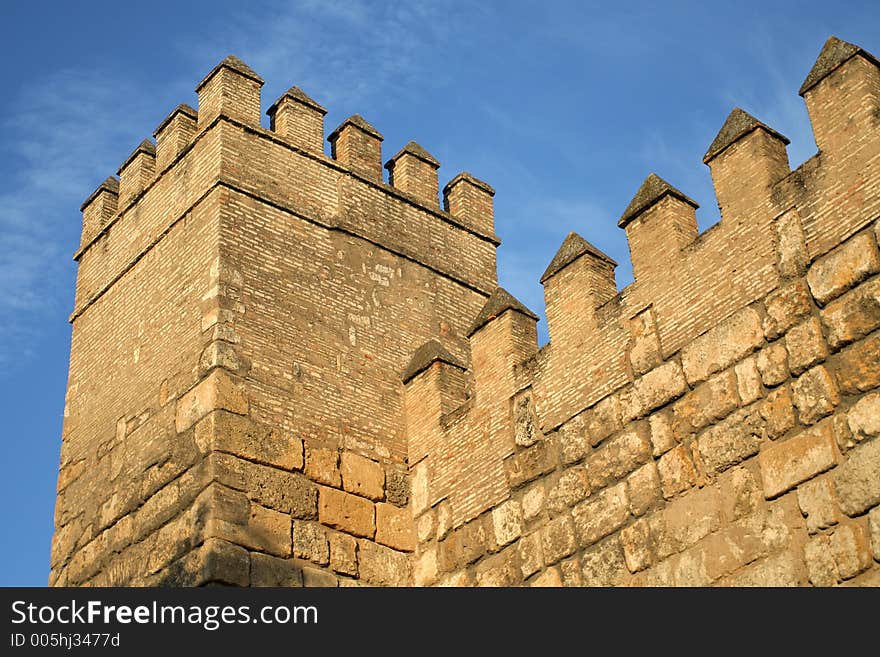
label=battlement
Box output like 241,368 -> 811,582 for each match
53,36 -> 880,588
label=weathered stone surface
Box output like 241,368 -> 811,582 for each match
834,438 -> 880,516
375,503 -> 414,551
158,538 -> 250,587
869,506 -> 880,561
735,356 -> 763,404
301,566 -> 338,587
648,411 -> 676,457
620,518 -> 652,573
196,485 -> 291,557
357,540 -> 410,586
385,469 -> 409,507
434,499 -> 452,540
658,445 -> 696,499
832,332 -> 880,394
410,461 -> 429,515
759,421 -> 840,498
196,411 -> 303,471
585,395 -> 622,447
250,553 -> 303,587
627,462 -> 661,516
530,567 -> 563,587
671,370 -> 740,440
792,365 -> 839,424
758,385 -> 795,440
797,477 -> 839,533
572,482 -> 630,547
413,547 -> 438,586
721,551 -> 801,586
580,536 -> 629,586
719,465 -> 761,522
546,466 -> 591,514
848,393 -> 880,442
693,406 -> 762,475
681,307 -> 764,385
505,439 -> 556,488
513,390 -> 541,448
475,548 -> 519,587
540,515 -> 577,565
175,370 -> 248,433
560,558 -> 582,587
415,509 -> 434,543
785,317 -> 828,375
621,361 -> 688,419
807,231 -> 880,305
318,487 -> 375,538
830,523 -> 873,580
585,424 -> 651,490
756,342 -> 789,387
518,531 -> 544,578
212,452 -> 317,519
305,445 -> 341,488
521,482 -> 545,522
329,531 -> 358,576
559,413 -> 589,465
439,519 -> 486,572
650,486 -> 723,560
340,452 -> 385,501
763,281 -> 813,340
820,277 -> 880,349
805,535 -> 839,586
490,499 -> 523,549
292,521 -> 329,565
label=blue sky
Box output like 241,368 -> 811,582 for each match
0,1 -> 877,586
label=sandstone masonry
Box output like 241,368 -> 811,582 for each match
52,37 -> 880,587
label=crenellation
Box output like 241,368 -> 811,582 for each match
55,36 -> 880,587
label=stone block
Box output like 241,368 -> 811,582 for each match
385,469 -> 409,507
759,421 -> 839,498
560,558 -> 582,587
648,411 -> 676,457
580,536 -> 629,586
475,548 -> 520,587
292,521 -> 329,565
758,385 -> 795,440
848,392 -> 880,442
792,365 -> 839,425
721,551 -> 800,586
305,445 -> 341,488
521,482 -> 545,522
439,519 -> 486,572
518,531 -> 544,578
357,540 -> 410,586
807,231 -> 880,305
627,461 -> 661,516
820,277 -> 880,349
540,515 -> 577,565
490,499 -> 523,550
413,547 -> 438,586
830,523 -> 873,580
622,361 -> 688,419
375,503 -> 414,551
785,317 -> 828,375
318,487 -> 375,538
671,370 -> 740,440
833,437 -> 880,516
175,370 -> 247,433
585,423 -> 651,490
572,482 -> 630,547
530,567 -> 563,587
329,532 -> 358,576
196,411 -> 303,471
211,452 -> 317,519
832,332 -> 880,394
681,306 -> 764,385
756,343 -> 789,387
719,465 -> 761,522
693,406 -> 762,475
250,553 -> 303,587
651,486 -> 722,559
735,356 -> 763,404
658,445 -> 696,499
805,535 -> 839,586
560,413 -> 589,465
585,395 -> 622,447
620,518 -> 652,573
763,280 -> 813,340
302,566 -> 338,587
868,506 -> 880,561
546,466 -> 590,513
505,439 -> 556,488
340,452 -> 385,501
797,477 -> 839,533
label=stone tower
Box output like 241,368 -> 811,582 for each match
52,37 -> 880,587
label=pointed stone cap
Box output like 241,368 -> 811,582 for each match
267,86 -> 327,117
799,36 -> 880,96
618,174 -> 698,229
540,232 -> 617,283
443,172 -> 495,196
153,103 -> 198,137
117,139 -> 156,174
328,114 -> 384,142
80,176 -> 119,211
401,339 -> 466,384
195,55 -> 264,92
703,108 -> 790,164
385,141 -> 440,170
467,287 -> 539,337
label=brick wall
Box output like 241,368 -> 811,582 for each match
52,36 -> 880,587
